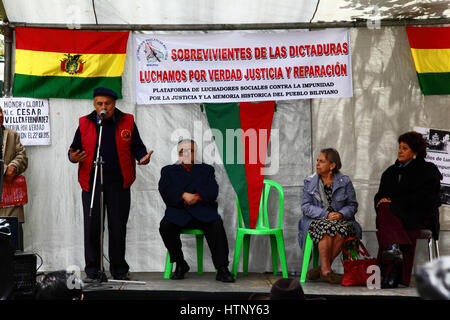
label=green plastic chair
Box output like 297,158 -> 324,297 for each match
231,179 -> 288,279
300,232 -> 357,282
163,229 -> 205,279
300,232 -> 319,282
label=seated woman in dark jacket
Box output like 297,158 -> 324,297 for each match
374,131 -> 442,289
299,148 -> 361,284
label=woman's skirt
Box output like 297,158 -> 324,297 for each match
307,218 -> 356,243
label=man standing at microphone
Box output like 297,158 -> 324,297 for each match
68,87 -> 153,282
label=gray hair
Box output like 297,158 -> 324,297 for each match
320,148 -> 342,174
177,138 -> 197,151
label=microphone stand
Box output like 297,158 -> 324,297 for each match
88,115 -> 108,283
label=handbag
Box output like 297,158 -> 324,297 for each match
0,175 -> 28,208
341,237 -> 377,287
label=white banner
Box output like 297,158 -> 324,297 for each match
1,98 -> 51,146
134,29 -> 353,105
415,127 -> 450,206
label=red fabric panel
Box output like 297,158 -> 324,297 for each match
239,101 -> 275,229
15,27 -> 129,53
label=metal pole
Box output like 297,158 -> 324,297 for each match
2,24 -> 12,97
309,99 -> 314,175
89,121 -> 108,283
4,17 -> 450,31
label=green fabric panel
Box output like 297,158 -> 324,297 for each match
12,74 -> 123,99
204,103 -> 251,228
416,72 -> 450,95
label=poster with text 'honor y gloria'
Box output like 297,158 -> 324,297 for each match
1,97 -> 51,146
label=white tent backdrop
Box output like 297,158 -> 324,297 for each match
4,0 -> 450,25
2,0 -> 319,25
2,1 -> 450,275
314,0 -> 450,21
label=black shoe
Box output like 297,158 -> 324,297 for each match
381,261 -> 402,289
113,273 -> 131,281
170,260 -> 190,280
216,267 -> 235,283
83,272 -> 107,283
83,275 -> 100,284
83,269 -> 108,283
382,243 -> 403,262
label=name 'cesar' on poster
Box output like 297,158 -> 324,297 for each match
1,97 -> 51,146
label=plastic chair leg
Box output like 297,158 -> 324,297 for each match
300,233 -> 314,282
427,238 -> 433,261
243,234 -> 250,276
196,234 -> 204,275
232,231 -> 244,278
270,234 -> 278,276
163,252 -> 172,279
313,242 -> 319,268
275,233 -> 288,278
434,240 -> 440,259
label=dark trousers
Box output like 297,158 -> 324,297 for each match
376,203 -> 421,286
82,181 -> 130,278
159,217 -> 230,269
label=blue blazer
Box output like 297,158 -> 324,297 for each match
158,163 -> 221,227
298,172 -> 362,248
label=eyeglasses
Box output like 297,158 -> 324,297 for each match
178,149 -> 194,155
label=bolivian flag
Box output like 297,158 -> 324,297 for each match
406,26 -> 450,95
204,102 -> 275,229
13,27 -> 129,99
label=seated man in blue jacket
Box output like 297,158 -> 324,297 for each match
158,139 -> 234,282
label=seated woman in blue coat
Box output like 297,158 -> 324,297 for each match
158,139 -> 234,283
298,148 -> 361,284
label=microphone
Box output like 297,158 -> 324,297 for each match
99,110 -> 107,125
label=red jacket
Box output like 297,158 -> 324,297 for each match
78,113 -> 136,192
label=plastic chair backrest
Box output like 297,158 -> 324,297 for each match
236,179 -> 284,230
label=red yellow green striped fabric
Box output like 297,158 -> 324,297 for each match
13,27 -> 129,99
406,26 -> 450,95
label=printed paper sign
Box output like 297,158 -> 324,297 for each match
1,97 -> 51,146
415,127 -> 450,206
134,29 -> 353,104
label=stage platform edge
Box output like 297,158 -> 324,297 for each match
80,272 -> 420,300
